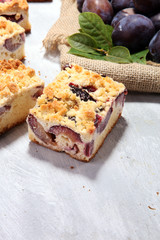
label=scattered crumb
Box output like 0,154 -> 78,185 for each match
88,189 -> 91,192
83,186 -> 85,188
70,166 -> 74,169
148,206 -> 156,210
157,192 -> 159,196
38,71 -> 41,76
45,76 -> 47,78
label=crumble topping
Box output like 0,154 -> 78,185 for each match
30,64 -> 126,134
0,16 -> 24,44
0,0 -> 28,13
0,59 -> 44,104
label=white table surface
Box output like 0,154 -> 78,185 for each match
0,1 -> 160,239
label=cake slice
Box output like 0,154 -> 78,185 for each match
27,64 -> 127,162
0,59 -> 44,134
0,16 -> 25,60
0,0 -> 31,32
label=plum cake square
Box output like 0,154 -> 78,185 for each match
27,64 -> 127,162
0,0 -> 31,32
0,16 -> 25,60
0,59 -> 44,134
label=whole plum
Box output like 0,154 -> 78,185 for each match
151,13 -> 160,32
111,8 -> 135,28
112,14 -> 155,53
82,0 -> 114,24
133,0 -> 160,15
149,31 -> 160,63
77,0 -> 85,12
111,0 -> 134,12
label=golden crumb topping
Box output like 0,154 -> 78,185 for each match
0,59 -> 44,104
30,64 -> 126,136
0,0 -> 28,13
0,17 -> 24,43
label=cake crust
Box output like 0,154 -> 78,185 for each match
0,0 -> 28,13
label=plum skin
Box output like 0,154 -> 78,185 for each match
111,0 -> 134,12
151,13 -> 160,32
111,8 -> 135,28
133,0 -> 160,15
112,14 -> 155,53
149,30 -> 160,63
77,0 -> 85,12
82,0 -> 114,24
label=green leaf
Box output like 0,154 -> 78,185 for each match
68,48 -> 107,61
105,25 -> 114,45
106,55 -> 132,64
68,33 -> 101,55
108,46 -> 132,61
79,12 -> 113,50
131,49 -> 149,64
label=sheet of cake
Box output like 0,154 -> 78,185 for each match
0,1 -> 160,239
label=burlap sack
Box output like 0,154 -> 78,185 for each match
43,0 -> 160,93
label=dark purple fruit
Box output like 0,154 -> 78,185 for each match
82,0 -> 114,24
111,8 -> 135,28
69,83 -> 96,102
112,14 -> 155,53
149,30 -> 160,63
111,0 -> 134,12
151,13 -> 160,32
133,0 -> 160,15
77,0 -> 85,12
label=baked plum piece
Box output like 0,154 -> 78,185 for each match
27,64 -> 127,162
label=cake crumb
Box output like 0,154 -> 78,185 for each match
148,206 -> 156,210
83,186 -> 85,188
88,189 -> 91,192
70,166 -> 74,169
38,71 -> 41,76
157,192 -> 159,196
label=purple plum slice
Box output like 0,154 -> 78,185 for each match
1,14 -> 23,23
28,114 -> 53,145
32,86 -> 44,99
84,140 -> 94,157
0,105 -> 11,116
4,33 -> 25,52
49,125 -> 82,143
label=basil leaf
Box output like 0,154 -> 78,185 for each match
131,49 -> 149,64
108,46 -> 132,62
79,12 -> 113,50
68,33 -> 100,55
68,48 -> 107,61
